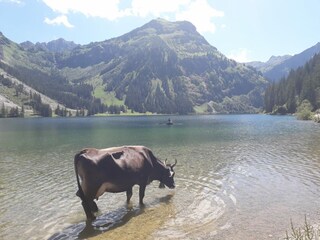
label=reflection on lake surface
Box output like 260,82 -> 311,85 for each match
0,115 -> 320,240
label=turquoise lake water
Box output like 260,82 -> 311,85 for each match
0,115 -> 320,239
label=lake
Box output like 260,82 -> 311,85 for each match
0,114 -> 320,240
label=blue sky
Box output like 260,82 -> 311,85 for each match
0,0 -> 319,62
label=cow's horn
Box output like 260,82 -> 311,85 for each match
172,159 -> 177,168
164,158 -> 168,166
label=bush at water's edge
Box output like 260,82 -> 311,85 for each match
285,216 -> 320,240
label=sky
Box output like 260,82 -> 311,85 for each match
0,0 -> 320,63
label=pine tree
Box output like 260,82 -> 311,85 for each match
286,87 -> 296,113
20,105 -> 25,118
0,103 -> 6,118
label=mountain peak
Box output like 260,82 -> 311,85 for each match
141,18 -> 197,34
118,18 -> 212,54
267,55 -> 291,64
43,38 -> 79,52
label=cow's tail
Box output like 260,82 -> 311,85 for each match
74,150 -> 96,220
74,150 -> 86,201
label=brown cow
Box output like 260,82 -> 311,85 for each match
74,145 -> 177,221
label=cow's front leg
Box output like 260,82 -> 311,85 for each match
139,184 -> 146,205
126,187 -> 133,203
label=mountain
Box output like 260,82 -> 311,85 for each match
55,18 -> 267,114
247,55 -> 291,73
0,19 -> 268,116
264,52 -> 320,116
247,42 -> 320,81
0,32 -> 95,116
20,38 -> 79,52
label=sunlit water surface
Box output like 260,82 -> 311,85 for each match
0,115 -> 320,240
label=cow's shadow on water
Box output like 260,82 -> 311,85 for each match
49,194 -> 173,240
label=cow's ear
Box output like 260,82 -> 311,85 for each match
159,182 -> 165,188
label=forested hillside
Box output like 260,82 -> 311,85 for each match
1,19 -> 268,117
264,53 -> 320,116
0,32 -> 118,116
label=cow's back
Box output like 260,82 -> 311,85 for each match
75,146 -> 156,197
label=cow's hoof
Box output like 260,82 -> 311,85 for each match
126,202 -> 133,210
86,215 -> 96,223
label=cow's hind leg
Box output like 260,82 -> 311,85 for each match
78,188 -> 98,221
76,191 -> 95,220
126,187 -> 133,203
139,184 -> 146,205
89,200 -> 98,212
81,199 -> 96,221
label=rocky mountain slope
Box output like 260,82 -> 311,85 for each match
0,18 -> 268,115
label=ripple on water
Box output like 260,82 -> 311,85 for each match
151,172 -> 228,239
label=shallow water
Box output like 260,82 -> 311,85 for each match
0,115 -> 320,240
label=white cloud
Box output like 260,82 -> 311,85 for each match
42,0 -> 224,34
44,15 -> 74,28
42,0 -> 130,21
227,48 -> 251,63
175,0 -> 224,33
130,0 -> 224,34
130,0 -> 189,17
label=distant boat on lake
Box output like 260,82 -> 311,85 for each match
166,118 -> 173,125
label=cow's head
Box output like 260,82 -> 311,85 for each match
159,159 -> 177,189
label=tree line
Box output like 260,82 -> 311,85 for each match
264,53 -> 320,115
0,104 -> 24,118
0,70 -> 127,118
0,61 -> 107,112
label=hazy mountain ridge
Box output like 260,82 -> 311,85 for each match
247,55 -> 292,73
20,38 -> 79,53
247,42 -> 320,81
